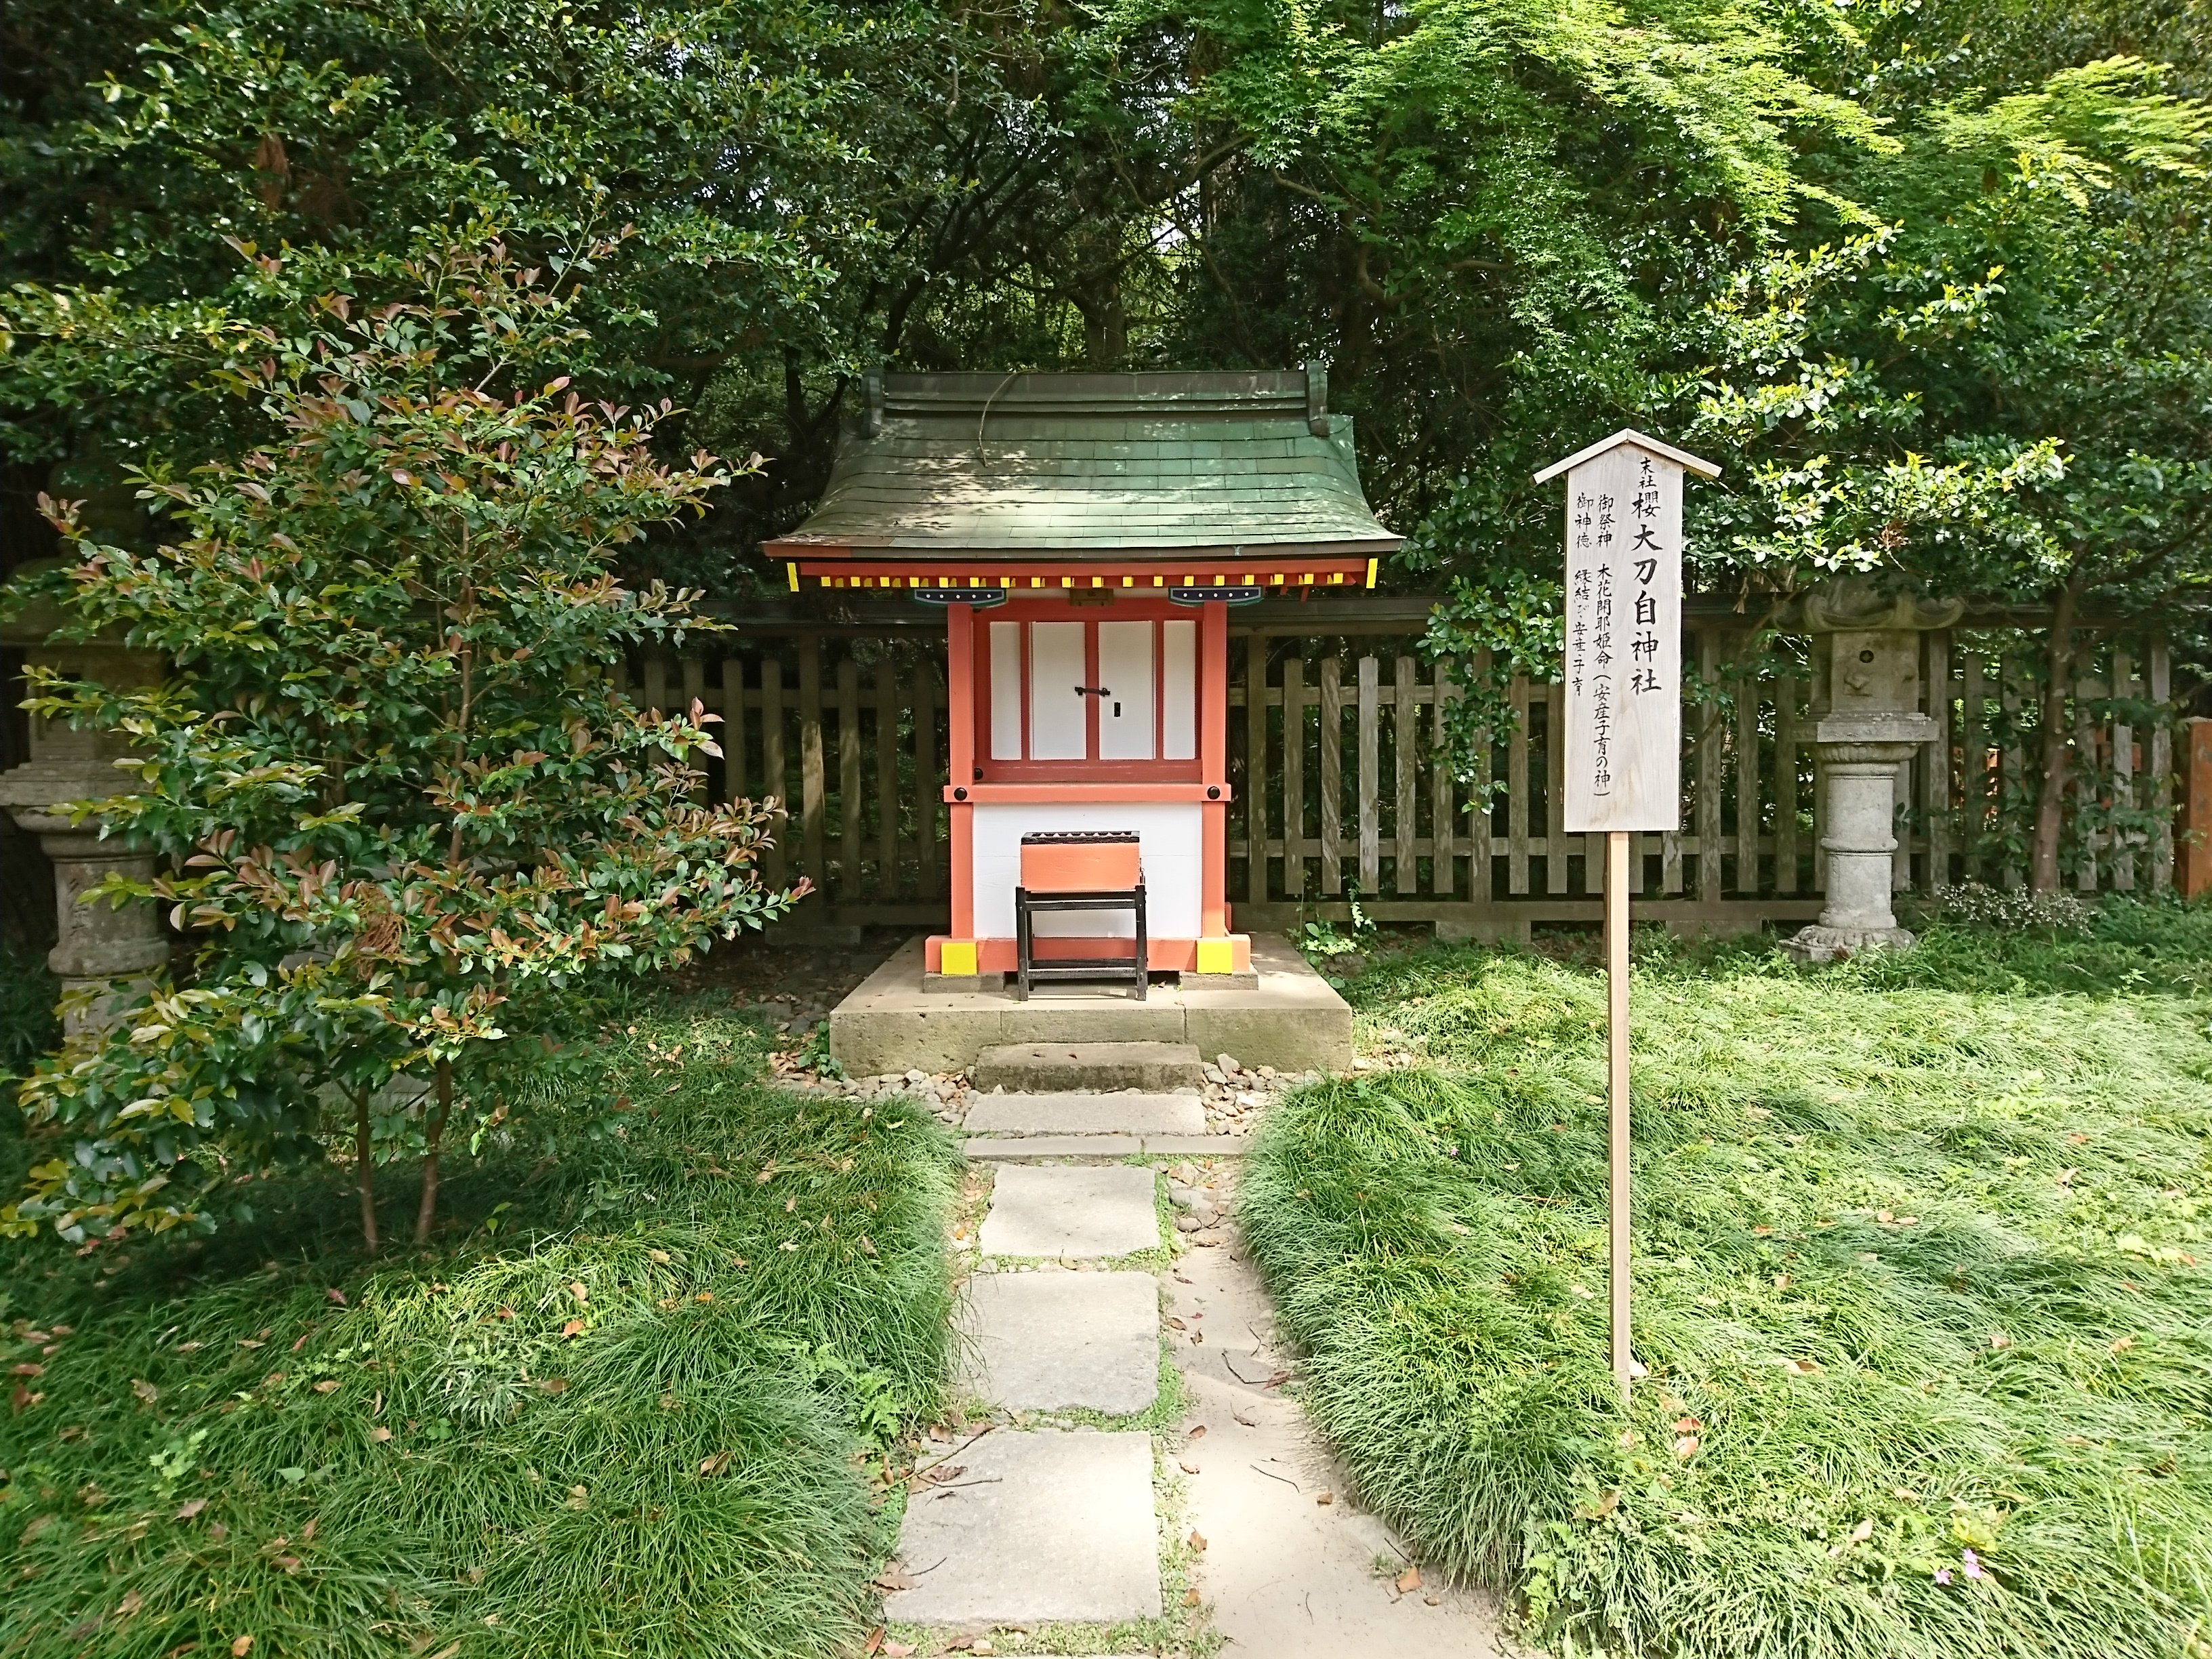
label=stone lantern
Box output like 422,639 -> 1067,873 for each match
1780,581 -> 1962,965
0,567 -> 169,1035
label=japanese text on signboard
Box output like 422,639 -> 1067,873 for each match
1562,445 -> 1682,832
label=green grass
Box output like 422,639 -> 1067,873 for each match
0,995 -> 960,1658
1241,901 -> 2212,1659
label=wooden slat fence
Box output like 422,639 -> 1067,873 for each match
622,616 -> 2175,936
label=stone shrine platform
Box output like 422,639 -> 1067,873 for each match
828,933 -> 1351,1077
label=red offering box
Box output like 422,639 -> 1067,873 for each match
1020,830 -> 1141,892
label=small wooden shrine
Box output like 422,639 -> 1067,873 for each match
765,368 -> 1399,986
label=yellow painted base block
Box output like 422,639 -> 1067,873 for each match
939,940 -> 979,977
1195,938 -> 1240,975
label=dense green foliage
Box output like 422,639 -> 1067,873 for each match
1242,907 -> 2212,1658
0,995 -> 958,1658
3,250 -> 800,1243
3,0 -> 2206,607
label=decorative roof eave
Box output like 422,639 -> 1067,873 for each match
776,552 -> 1384,594
764,368 -> 1401,565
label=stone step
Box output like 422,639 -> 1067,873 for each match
958,1270 -> 1160,1414
887,1429 -> 1161,1626
963,1132 -> 1250,1161
979,1164 -> 1161,1259
965,1089 -> 1206,1136
972,1040 -> 1205,1094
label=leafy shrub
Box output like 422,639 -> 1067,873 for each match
1930,881 -> 2097,935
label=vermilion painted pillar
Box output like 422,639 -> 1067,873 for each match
1200,600 -> 1230,937
944,603 -> 977,961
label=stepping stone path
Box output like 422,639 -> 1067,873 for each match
977,1164 -> 1160,1259
958,1271 -> 1160,1414
886,1040 -> 1519,1656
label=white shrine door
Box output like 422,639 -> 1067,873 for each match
983,613 -> 1197,769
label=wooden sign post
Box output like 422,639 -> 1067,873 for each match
1534,430 -> 1719,1400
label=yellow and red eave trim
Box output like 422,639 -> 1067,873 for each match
769,554 -> 1380,593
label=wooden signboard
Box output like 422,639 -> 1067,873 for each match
1535,428 -> 1719,1399
1536,431 -> 1718,833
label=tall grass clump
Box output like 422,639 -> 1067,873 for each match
1242,916 -> 2212,1659
1,997 -> 958,1659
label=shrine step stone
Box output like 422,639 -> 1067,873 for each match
886,1429 -> 1162,1626
959,1270 -> 1160,1414
972,1040 -> 1205,1093
964,1090 -> 1206,1136
979,1165 -> 1161,1259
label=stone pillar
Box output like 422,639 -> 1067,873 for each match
1781,583 -> 1963,965
0,584 -> 169,1036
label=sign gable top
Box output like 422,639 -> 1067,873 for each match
1534,428 -> 1721,485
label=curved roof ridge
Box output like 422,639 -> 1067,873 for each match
768,367 -> 1401,558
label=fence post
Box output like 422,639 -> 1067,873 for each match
760,657 -> 787,888
2181,716 -> 2212,899
1393,653 -> 1417,893
1246,636 -> 1269,903
2150,638 -> 2173,891
1430,658 -> 1458,897
1320,655 -> 1343,895
1282,655 -> 1306,897
874,659 -> 900,896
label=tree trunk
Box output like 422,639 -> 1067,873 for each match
352,1086 -> 379,1253
415,1060 -> 453,1245
2029,575 -> 2085,892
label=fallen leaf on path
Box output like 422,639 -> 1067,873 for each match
1397,1566 -> 1422,1594
872,1569 -> 914,1591
1183,1588 -> 1201,1607
883,1645 -> 916,1658
1187,1424 -> 1206,1439
1233,1410 -> 1257,1427
1177,1459 -> 1201,1474
1315,1490 -> 1334,1506
1188,1530 -> 1207,1551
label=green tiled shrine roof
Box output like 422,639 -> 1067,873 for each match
771,369 -> 1401,557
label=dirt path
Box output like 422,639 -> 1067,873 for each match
1168,1175 -> 1521,1658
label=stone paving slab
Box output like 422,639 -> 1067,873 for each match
979,1165 -> 1160,1258
1139,1134 -> 1252,1158
964,1134 -> 1145,1162
973,1041 -> 1205,1093
959,1270 -> 1160,1414
830,935 -> 1351,1076
966,1090 -> 1206,1136
887,1430 -> 1162,1626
